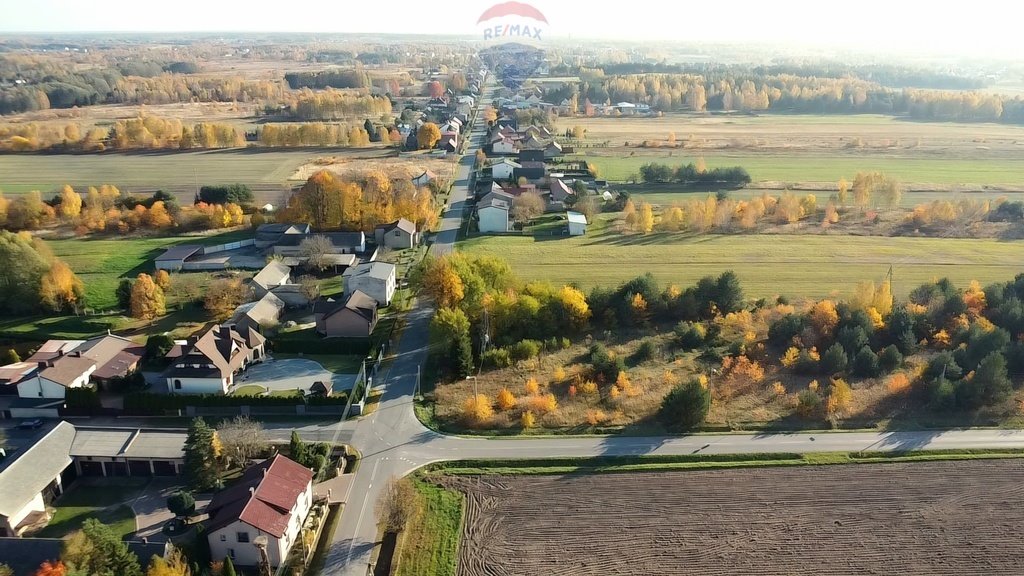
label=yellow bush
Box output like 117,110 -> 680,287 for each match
772,381 -> 786,395
526,393 -> 558,414
579,380 -> 598,395
495,388 -> 517,411
461,394 -> 494,426
524,377 -> 540,396
585,409 -> 607,426
553,366 -> 567,382
886,373 -> 911,394
808,380 -> 819,392
521,411 -> 536,428
781,347 -> 800,368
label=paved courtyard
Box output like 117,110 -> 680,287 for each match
234,357 -> 357,395
131,479 -> 211,543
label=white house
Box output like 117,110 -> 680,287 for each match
491,159 -> 521,181
164,326 -> 265,394
206,455 -> 314,569
567,211 -> 588,236
342,262 -> 397,307
478,194 -> 511,233
491,135 -> 518,155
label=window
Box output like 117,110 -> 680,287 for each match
174,380 -> 182,389
394,230 -> 401,237
229,549 -> 235,559
220,534 -> 227,542
237,532 -> 250,543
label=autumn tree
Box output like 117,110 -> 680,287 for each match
145,547 -> 191,576
32,561 -> 65,576
417,122 -> 442,149
298,274 -> 320,305
56,185 -> 82,221
511,191 -> 545,223
129,273 -> 166,320
203,277 -> 247,321
837,177 -> 849,206
637,202 -> 654,234
0,231 -> 54,314
62,519 -> 142,576
496,388 -> 517,411
376,477 -> 421,533
183,417 -> 221,491
39,260 -> 85,313
461,394 -> 494,426
418,256 -> 465,308
154,269 -> 171,291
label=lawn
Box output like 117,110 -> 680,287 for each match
630,186 -> 1024,210
583,153 -> 1024,185
394,479 -> 463,576
231,384 -> 266,396
458,219 -> 1024,299
37,480 -> 148,540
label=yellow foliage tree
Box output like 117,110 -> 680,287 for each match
524,377 -> 540,396
39,260 -> 84,313
129,273 -> 165,320
558,285 -> 591,329
462,394 -> 494,426
526,393 -> 558,414
154,269 -> 171,291
622,199 -> 637,231
495,388 -> 517,411
781,347 -> 800,368
553,366 -> 567,382
579,380 -> 598,395
417,122 -> 441,149
57,185 -> 82,221
146,547 -> 191,576
808,300 -> 839,340
638,202 -> 654,234
826,378 -> 852,418
964,280 -> 987,316
521,410 -> 536,428
886,373 -> 911,394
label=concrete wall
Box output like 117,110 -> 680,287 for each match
201,239 -> 256,255
492,164 -> 515,180
155,259 -> 185,271
569,221 -> 586,236
5,492 -> 45,535
478,206 -> 509,233
166,376 -> 229,395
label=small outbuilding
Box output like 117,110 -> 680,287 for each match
567,211 -> 588,236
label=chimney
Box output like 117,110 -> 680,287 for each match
219,325 -> 232,340
38,361 -> 48,370
249,486 -> 255,496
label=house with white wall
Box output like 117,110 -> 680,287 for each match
164,326 -> 265,394
491,158 -> 521,181
342,262 -> 397,307
477,193 -> 511,233
206,455 -> 314,568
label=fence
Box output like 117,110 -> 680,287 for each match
200,239 -> 256,255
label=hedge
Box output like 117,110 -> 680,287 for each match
271,328 -> 371,356
124,391 -> 348,415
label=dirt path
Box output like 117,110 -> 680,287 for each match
445,459 -> 1024,575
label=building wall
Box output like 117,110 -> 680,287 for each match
5,492 -> 45,535
478,206 -> 509,233
492,164 -> 515,180
155,259 -> 184,271
17,374 -> 85,399
345,273 -> 395,306
381,229 -> 414,250
569,222 -> 586,236
165,376 -> 228,395
492,140 -> 517,155
209,521 -> 266,567
318,309 -> 375,338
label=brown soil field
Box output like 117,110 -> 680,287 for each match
447,459 -> 1024,576
292,152 -> 456,182
573,114 -> 1024,159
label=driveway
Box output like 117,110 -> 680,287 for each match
131,479 -> 211,543
234,357 -> 357,395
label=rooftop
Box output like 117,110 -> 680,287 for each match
567,211 -> 588,224
252,260 -> 291,289
155,244 -> 202,262
206,455 -> 314,538
342,261 -> 396,282
275,232 -> 365,248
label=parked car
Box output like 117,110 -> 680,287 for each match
17,419 -> 43,429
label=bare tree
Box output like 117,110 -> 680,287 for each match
216,416 -> 268,467
300,235 -> 334,272
298,275 -> 320,306
376,477 -> 420,533
512,191 -> 546,224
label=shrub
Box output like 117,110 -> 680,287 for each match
820,343 -> 848,375
525,393 -> 558,414
480,347 -> 512,369
145,334 -> 175,360
659,379 -> 711,431
167,491 -> 196,518
675,321 -> 706,350
461,394 -> 494,426
768,314 -> 804,346
560,337 -> 572,349
878,345 -> 903,373
509,339 -> 542,362
495,388 -> 516,411
886,373 -> 911,393
590,344 -> 626,382
794,348 -> 820,375
524,377 -> 540,396
521,411 -> 536,428
579,380 -> 598,395
632,339 -> 657,363
585,409 -> 608,425
851,346 -> 880,377
796,390 -> 822,417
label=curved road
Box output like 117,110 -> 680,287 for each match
319,83 -> 1024,575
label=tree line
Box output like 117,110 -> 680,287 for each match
286,88 -> 392,121
277,169 -> 440,232
0,231 -> 83,315
0,116 -> 245,152
638,161 -> 751,186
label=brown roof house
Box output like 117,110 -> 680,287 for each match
15,335 -> 143,399
164,326 -> 265,395
374,218 -> 419,250
206,454 -> 314,568
315,291 -> 379,339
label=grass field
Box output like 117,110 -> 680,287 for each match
583,153 -> 1024,185
459,221 -> 1024,299
630,186 -> 1024,210
394,479 -> 463,576
0,149 -> 315,195
37,480 -> 147,540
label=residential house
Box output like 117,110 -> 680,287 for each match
315,290 -> 379,338
549,179 -> 575,204
308,380 -> 334,397
206,455 -> 314,569
16,335 -> 143,399
155,245 -> 203,271
254,224 -> 311,249
342,262 -> 397,307
491,158 -> 521,181
477,193 -> 511,233
164,326 -> 265,395
228,292 -> 286,335
374,218 -> 418,250
0,421 -> 186,537
439,132 -> 458,152
518,148 -> 544,163
567,211 -> 588,236
251,261 -> 291,299
490,134 -> 519,155
411,170 -> 438,187
514,161 -> 546,182
544,140 -> 563,159
272,232 -> 366,257
519,134 -> 545,149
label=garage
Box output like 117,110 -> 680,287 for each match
152,460 -> 178,476
129,460 -> 153,477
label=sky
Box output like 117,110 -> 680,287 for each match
1,0 -> 1018,59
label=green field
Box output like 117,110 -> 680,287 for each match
630,187 -> 1024,210
459,221 -> 1024,299
583,154 -> 1024,185
0,149 -> 314,194
49,230 -> 251,310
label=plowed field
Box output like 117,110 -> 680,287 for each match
445,460 -> 1024,575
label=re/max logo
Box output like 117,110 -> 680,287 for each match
483,24 -> 543,40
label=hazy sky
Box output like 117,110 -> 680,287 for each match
1,0 -> 1017,58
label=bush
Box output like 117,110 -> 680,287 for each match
851,346 -> 880,378
878,345 -> 903,373
794,349 -> 819,375
768,314 -> 804,347
631,339 -> 657,363
590,344 -> 626,382
659,379 -> 711,431
820,343 -> 848,375
480,347 -> 511,369
273,329 -> 371,355
509,339 -> 542,362
167,491 -> 196,518
64,387 -> 101,413
796,390 -> 822,417
675,321 -> 706,350
145,334 -> 175,360
123,392 -> 347,415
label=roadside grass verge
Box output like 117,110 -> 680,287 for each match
393,478 -> 463,576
